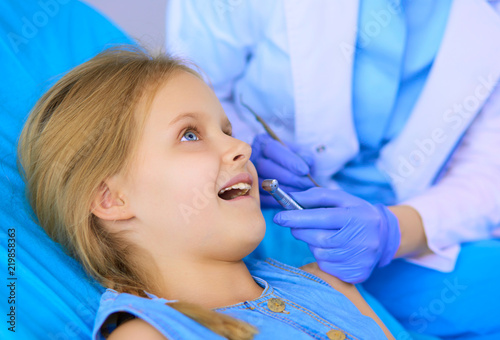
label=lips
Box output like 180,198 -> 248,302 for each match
218,172 -> 253,200
219,172 -> 253,192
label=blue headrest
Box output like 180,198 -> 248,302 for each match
0,1 -> 131,338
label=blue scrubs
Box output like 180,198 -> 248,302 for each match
335,0 -> 453,206
254,0 -> 500,338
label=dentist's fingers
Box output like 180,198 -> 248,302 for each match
311,245 -> 377,283
259,135 -> 311,176
256,159 -> 314,190
273,208 -> 350,230
288,188 -> 364,209
315,256 -> 373,284
284,140 -> 315,169
290,228 -> 342,248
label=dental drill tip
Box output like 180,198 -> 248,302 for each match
262,179 -> 278,193
261,178 -> 303,210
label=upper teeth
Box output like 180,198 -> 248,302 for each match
219,182 -> 251,194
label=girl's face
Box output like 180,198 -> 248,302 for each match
115,71 -> 265,262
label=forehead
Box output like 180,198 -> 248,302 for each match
147,71 -> 225,124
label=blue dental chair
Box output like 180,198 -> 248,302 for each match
0,1 -> 130,338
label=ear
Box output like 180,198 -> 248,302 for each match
91,181 -> 135,221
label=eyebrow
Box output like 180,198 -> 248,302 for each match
168,112 -> 200,126
169,112 -> 233,133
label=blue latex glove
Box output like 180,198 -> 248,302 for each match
273,187 -> 401,283
250,133 -> 316,208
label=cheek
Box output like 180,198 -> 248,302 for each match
171,155 -> 219,201
141,153 -> 221,226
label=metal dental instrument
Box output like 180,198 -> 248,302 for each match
240,95 -> 320,187
262,179 -> 304,210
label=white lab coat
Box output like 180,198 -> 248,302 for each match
166,0 -> 500,271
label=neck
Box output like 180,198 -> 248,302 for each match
155,257 -> 263,309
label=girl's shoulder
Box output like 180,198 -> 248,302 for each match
92,289 -> 222,340
107,318 -> 166,340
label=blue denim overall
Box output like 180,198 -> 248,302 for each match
93,258 -> 387,339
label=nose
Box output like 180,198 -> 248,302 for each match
223,136 -> 252,165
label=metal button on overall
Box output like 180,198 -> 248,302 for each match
326,329 -> 347,340
267,298 -> 286,313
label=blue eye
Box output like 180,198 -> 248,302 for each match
181,130 -> 199,142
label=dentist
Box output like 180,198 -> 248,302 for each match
166,0 -> 500,337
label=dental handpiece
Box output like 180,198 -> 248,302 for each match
262,179 -> 304,210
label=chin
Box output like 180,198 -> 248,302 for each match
244,213 -> 266,251
223,214 -> 266,261
245,209 -> 266,233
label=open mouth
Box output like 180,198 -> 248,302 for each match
218,182 -> 252,200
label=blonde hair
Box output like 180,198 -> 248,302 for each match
17,46 -> 257,340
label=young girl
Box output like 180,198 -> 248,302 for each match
18,46 -> 393,340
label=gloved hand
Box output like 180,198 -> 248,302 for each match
250,133 -> 316,208
273,187 -> 401,283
